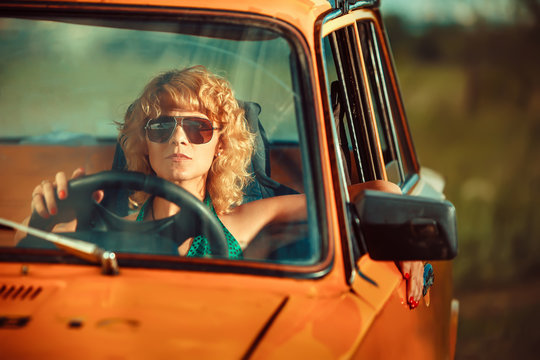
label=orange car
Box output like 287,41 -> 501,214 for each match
0,0 -> 458,358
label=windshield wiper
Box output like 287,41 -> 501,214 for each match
0,217 -> 119,275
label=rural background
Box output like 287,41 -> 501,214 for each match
381,0 -> 539,358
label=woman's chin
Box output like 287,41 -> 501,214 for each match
166,171 -> 205,186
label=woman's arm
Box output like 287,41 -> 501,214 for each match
349,180 -> 425,310
224,180 -> 424,309
219,194 -> 306,249
348,179 -> 402,199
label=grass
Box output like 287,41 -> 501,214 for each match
391,33 -> 540,357
382,10 -> 540,355
394,57 -> 540,289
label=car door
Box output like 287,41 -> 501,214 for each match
319,9 -> 457,358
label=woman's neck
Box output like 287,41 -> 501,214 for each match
151,180 -> 206,220
151,196 -> 180,219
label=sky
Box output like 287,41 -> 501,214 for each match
380,0 -> 525,26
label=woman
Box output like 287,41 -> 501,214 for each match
19,66 -> 425,308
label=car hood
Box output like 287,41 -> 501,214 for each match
0,267 -> 288,359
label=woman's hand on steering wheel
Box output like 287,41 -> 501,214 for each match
31,168 -> 104,220
24,170 -> 229,257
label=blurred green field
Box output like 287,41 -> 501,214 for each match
385,15 -> 540,359
386,18 -> 540,290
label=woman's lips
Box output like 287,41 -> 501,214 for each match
167,153 -> 191,161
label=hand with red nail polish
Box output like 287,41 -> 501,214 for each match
399,261 -> 424,310
408,296 -> 418,309
15,167 -> 104,242
30,167 -> 103,219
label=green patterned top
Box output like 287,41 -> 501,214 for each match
136,196 -> 243,259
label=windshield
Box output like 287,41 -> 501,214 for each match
0,13 -> 322,271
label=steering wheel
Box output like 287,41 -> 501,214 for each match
27,171 -> 228,257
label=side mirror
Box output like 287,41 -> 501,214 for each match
353,190 -> 458,261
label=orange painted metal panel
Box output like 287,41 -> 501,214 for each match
0,262 -> 349,358
353,261 -> 456,359
351,256 -> 402,311
250,292 -> 377,359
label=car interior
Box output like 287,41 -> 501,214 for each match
0,15 -> 314,264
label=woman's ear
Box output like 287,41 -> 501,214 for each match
215,142 -> 224,157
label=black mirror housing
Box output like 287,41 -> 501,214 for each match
353,190 -> 458,261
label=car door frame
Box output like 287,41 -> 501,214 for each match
316,8 -> 457,357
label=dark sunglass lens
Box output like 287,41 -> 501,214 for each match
182,118 -> 214,144
146,117 -> 176,143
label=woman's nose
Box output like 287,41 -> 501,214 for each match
170,122 -> 189,145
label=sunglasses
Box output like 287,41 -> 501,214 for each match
144,115 -> 219,144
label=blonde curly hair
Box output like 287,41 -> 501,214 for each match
118,66 -> 254,214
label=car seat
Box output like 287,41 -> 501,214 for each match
101,100 -> 298,216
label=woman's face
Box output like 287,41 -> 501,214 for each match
145,98 -> 221,190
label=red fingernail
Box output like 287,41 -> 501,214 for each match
50,207 -> 57,215
58,190 -> 66,199
404,273 -> 410,280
